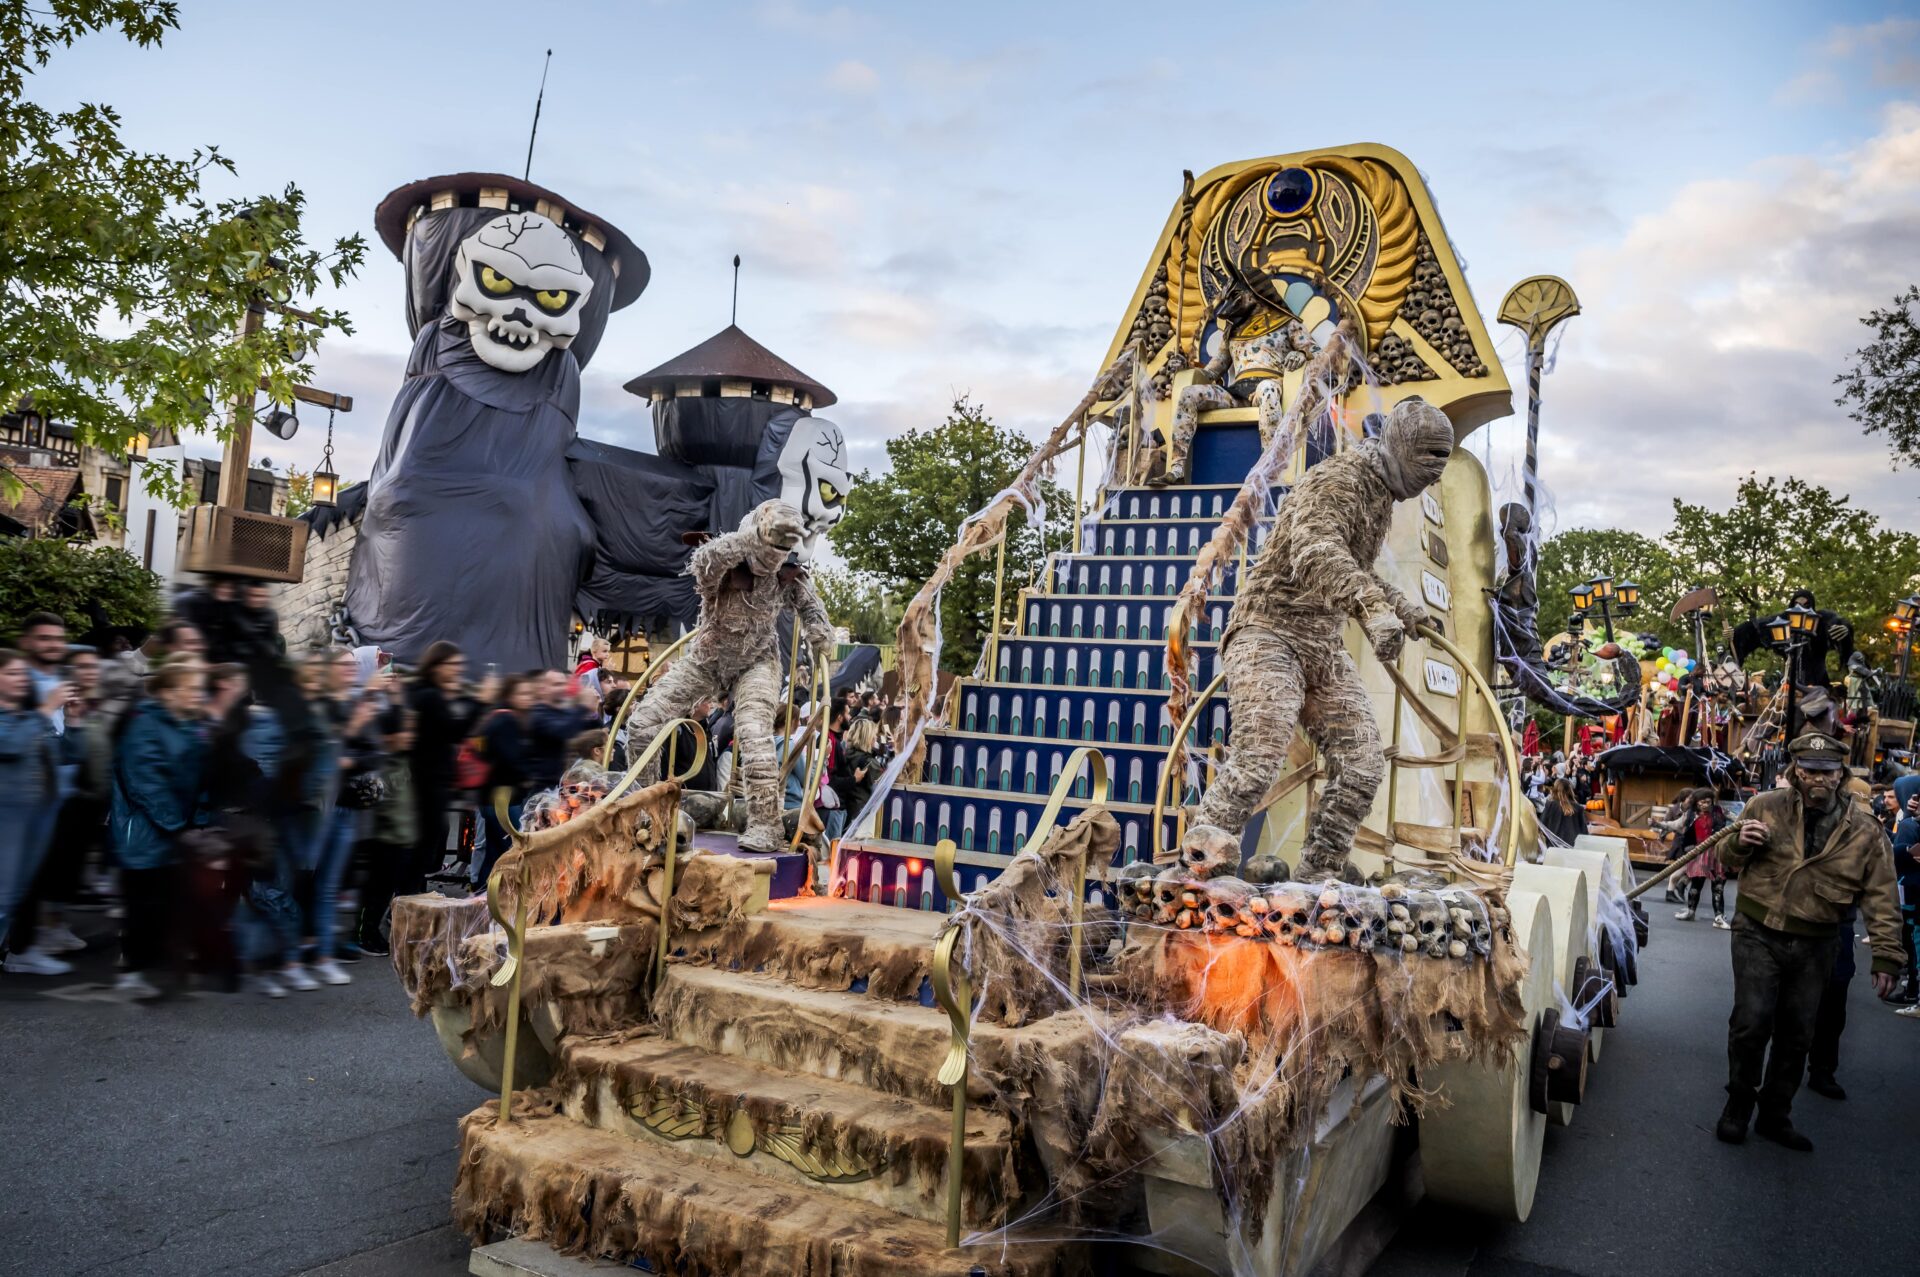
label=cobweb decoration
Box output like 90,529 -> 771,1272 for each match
930,808 -> 1532,1275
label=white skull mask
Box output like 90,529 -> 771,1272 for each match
447,212 -> 595,373
775,417 -> 851,562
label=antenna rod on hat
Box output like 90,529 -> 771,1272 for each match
523,49 -> 553,182
731,254 -> 741,326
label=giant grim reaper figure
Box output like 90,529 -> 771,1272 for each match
622,418 -> 852,853
1179,397 -> 1455,882
344,175 -> 682,672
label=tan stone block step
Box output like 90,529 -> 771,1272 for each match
654,963 -> 1104,1109
555,1034 -> 1017,1228
455,1106 -> 1082,1277
673,895 -> 941,1004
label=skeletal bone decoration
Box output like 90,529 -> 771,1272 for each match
1117,876 -> 1493,957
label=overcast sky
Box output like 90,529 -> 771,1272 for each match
33,0 -> 1920,538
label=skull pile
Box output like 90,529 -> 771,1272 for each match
1115,867 -> 1504,959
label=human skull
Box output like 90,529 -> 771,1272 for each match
1178,824 -> 1240,880
1201,879 -> 1261,938
774,418 -> 852,563
1114,862 -> 1159,921
1408,891 -> 1450,959
1265,884 -> 1316,946
1443,891 -> 1493,955
1347,892 -> 1390,953
448,212 -> 594,373
1149,872 -> 1189,926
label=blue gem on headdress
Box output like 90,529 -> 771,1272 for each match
1265,167 -> 1316,217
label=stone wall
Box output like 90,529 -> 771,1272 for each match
272,511 -> 361,655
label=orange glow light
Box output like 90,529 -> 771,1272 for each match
907,858 -> 923,874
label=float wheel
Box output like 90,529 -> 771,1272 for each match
428,1001 -> 556,1094
1418,890 -> 1553,1221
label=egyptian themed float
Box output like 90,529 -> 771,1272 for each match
388,144 -> 1649,1276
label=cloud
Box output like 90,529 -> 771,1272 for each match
825,59 -> 878,93
1777,15 -> 1920,104
1517,101 -> 1920,537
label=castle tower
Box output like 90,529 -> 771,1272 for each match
623,325 -> 836,537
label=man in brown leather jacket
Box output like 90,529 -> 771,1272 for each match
1697,732 -> 1901,1150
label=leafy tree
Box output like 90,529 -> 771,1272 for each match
1535,527 -> 1685,649
0,1 -> 365,505
830,396 -> 1068,672
283,465 -> 313,518
0,537 -> 162,641
812,567 -> 902,645
1836,285 -> 1920,470
1665,474 -> 1920,666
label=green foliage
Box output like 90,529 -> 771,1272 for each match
1538,474 -> 1920,674
1536,526 -> 1685,649
829,396 -> 1069,672
1836,285 -> 1920,470
811,567 -> 902,645
0,1 -> 366,506
283,465 -> 313,519
1666,473 -> 1920,666
0,536 -> 163,640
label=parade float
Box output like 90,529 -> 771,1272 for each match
389,143 -> 1645,1276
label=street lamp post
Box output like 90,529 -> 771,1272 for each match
1894,594 -> 1920,680
1768,604 -> 1822,759
1570,575 -> 1629,643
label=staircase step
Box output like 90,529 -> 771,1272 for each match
1022,594 -> 1234,642
455,1106 -> 1078,1277
554,1034 -> 1017,1228
1050,552 -> 1241,597
921,732 -> 1185,803
838,837 -> 1145,914
1101,484 -> 1244,520
954,681 -> 1230,744
1074,520 -> 1270,558
995,635 -> 1219,692
675,895 -> 942,1003
877,782 -> 1177,864
653,963 -> 1101,1109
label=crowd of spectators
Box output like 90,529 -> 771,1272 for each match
0,597 -> 894,1001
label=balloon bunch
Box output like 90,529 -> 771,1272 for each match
1650,646 -> 1696,694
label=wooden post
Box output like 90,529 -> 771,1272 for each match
216,305 -> 265,509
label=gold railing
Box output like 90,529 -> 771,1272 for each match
928,747 -> 1110,1247
488,717 -> 706,1125
601,628 -> 698,769
1148,623 -> 1524,871
788,662 -> 834,856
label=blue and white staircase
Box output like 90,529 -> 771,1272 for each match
838,417 -> 1280,910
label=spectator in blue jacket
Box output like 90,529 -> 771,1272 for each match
1891,773 -> 1920,1012
0,649 -> 64,975
110,660 -> 208,1000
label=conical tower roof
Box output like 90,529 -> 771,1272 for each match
623,325 -> 836,409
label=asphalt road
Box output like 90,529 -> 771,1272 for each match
1377,885 -> 1920,1277
0,909 -> 478,1277
4,888 -> 1914,1276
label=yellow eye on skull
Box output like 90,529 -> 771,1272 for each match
479,265 -> 514,295
817,479 -> 843,506
534,288 -> 571,313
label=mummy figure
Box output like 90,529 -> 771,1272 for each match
622,422 -> 852,853
1178,397 -> 1454,883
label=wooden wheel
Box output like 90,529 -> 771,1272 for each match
1419,890 -> 1553,1221
1544,847 -> 1615,1062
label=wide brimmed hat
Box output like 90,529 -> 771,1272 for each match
374,172 -> 649,311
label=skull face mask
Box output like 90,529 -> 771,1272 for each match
448,212 -> 595,373
774,417 -> 852,562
